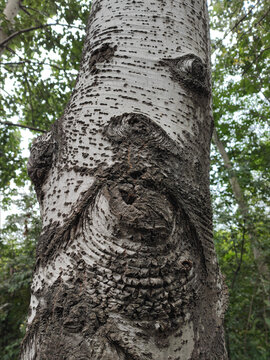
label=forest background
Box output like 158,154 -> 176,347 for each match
0,0 -> 269,359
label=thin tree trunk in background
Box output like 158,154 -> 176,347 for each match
213,128 -> 270,294
21,1 -> 228,359
0,0 -> 21,58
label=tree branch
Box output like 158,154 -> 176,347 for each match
238,6 -> 270,42
0,23 -> 57,49
0,120 -> 46,132
0,58 -> 62,70
243,46 -> 270,75
228,0 -> 261,34
0,21 -> 85,51
212,0 -> 262,55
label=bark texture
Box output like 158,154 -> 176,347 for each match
22,1 -> 228,359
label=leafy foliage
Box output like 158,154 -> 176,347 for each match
0,192 -> 41,360
0,0 -> 89,198
0,126 -> 25,195
210,0 -> 270,358
215,223 -> 270,359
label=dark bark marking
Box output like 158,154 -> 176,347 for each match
25,110 -> 225,358
104,112 -> 180,155
25,173 -> 205,358
88,0 -> 101,25
103,112 -> 209,272
160,53 -> 209,96
89,43 -> 117,74
27,131 -> 57,198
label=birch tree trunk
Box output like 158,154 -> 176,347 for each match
21,0 -> 228,359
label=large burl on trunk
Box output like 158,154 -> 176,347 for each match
21,1 -> 228,359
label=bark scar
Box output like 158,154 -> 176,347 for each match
160,53 -> 209,95
89,43 -> 117,74
103,112 -> 180,155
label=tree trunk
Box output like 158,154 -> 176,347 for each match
21,1 -> 228,359
212,128 -> 270,295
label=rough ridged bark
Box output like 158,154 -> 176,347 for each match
21,1 -> 228,359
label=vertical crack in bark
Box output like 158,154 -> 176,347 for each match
22,0 -> 228,358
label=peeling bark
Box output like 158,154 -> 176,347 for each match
21,1 -> 228,359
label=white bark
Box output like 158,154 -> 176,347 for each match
0,0 -> 20,57
22,1 -> 228,359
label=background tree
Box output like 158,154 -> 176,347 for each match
209,0 -> 270,358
